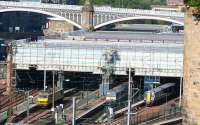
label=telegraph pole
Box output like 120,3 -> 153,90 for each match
44,70 -> 46,91
52,71 -> 55,112
6,43 -> 13,117
44,46 -> 46,92
26,90 -> 30,123
72,97 -> 76,125
6,44 -> 12,95
179,77 -> 183,107
127,67 -> 131,125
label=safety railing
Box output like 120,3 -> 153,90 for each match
94,7 -> 184,18
64,90 -> 102,122
0,1 -> 81,11
119,105 -> 182,125
76,90 -> 100,109
111,93 -> 144,113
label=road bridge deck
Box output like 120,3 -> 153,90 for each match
84,31 -> 184,41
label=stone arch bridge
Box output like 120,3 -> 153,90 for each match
0,1 -> 184,30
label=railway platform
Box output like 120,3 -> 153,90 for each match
65,90 -> 107,123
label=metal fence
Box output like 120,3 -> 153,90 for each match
64,90 -> 101,121
112,93 -> 144,113
76,90 -> 100,109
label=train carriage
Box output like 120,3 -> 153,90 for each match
144,83 -> 176,105
106,83 -> 128,102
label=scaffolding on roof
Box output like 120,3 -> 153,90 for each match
12,39 -> 183,77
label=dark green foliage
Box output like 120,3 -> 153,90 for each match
79,0 -> 166,9
185,0 -> 200,9
185,0 -> 200,21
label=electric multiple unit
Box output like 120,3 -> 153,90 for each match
144,83 -> 176,105
35,89 -> 64,106
106,83 -> 128,101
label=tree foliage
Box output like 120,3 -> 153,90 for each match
185,0 -> 200,21
79,0 -> 166,9
185,0 -> 200,9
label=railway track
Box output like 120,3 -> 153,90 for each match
21,109 -> 51,124
0,94 -> 24,112
3,90 -> 40,123
0,90 -> 38,113
0,86 -> 6,94
14,88 -> 78,124
0,85 -> 6,106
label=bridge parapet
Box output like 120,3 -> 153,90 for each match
94,7 -> 184,18
0,1 -> 81,11
0,1 -> 184,18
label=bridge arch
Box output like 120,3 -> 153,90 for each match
0,8 -> 82,29
94,16 -> 184,29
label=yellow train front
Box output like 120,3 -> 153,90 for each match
144,83 -> 176,105
35,89 -> 64,107
35,91 -> 49,106
144,90 -> 155,105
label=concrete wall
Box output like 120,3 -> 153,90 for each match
183,8 -> 200,125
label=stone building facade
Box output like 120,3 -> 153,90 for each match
81,0 -> 94,30
183,8 -> 200,125
43,18 -> 74,36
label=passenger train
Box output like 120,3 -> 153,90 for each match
35,89 -> 64,107
106,83 -> 128,101
144,83 -> 176,105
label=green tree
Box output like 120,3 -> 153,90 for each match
185,0 -> 200,9
79,0 -> 166,9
